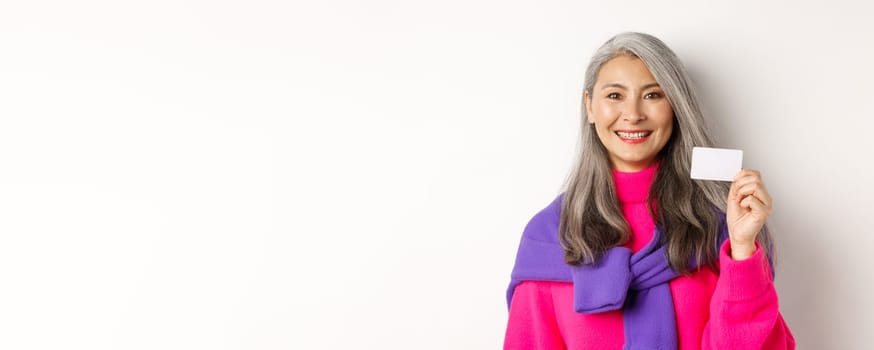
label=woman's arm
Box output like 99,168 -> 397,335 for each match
700,169 -> 796,348
504,281 -> 567,350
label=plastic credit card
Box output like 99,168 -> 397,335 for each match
690,147 -> 743,182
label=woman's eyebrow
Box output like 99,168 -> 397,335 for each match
601,83 -> 626,90
600,82 -> 661,90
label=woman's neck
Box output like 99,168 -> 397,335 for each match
612,162 -> 659,203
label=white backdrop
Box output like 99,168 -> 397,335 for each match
1,1 -> 872,349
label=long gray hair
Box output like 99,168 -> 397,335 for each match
559,32 -> 773,273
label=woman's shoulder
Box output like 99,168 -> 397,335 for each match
520,192 -> 565,244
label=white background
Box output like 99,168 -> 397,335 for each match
1,1 -> 872,349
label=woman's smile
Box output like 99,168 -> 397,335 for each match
615,130 -> 653,144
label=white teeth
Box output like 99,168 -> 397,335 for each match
616,131 -> 651,139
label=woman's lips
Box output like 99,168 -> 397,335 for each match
615,130 -> 652,144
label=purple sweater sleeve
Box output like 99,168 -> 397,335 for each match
702,240 -> 796,349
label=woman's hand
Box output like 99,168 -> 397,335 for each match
726,169 -> 772,260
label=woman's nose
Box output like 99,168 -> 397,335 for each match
622,100 -> 646,122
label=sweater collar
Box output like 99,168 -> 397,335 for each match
611,162 -> 659,204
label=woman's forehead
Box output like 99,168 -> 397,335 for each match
595,56 -> 659,89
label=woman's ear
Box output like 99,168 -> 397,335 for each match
583,90 -> 595,124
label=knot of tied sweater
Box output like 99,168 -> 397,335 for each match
571,226 -> 688,350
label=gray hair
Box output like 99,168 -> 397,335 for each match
559,32 -> 773,272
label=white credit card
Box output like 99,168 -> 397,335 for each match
690,147 -> 743,182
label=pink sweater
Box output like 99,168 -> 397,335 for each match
504,164 -> 795,349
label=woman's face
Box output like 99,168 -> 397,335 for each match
584,54 -> 674,172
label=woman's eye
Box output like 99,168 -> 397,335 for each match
645,92 -> 662,99
607,93 -> 620,99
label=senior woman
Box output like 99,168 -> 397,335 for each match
504,32 -> 795,349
